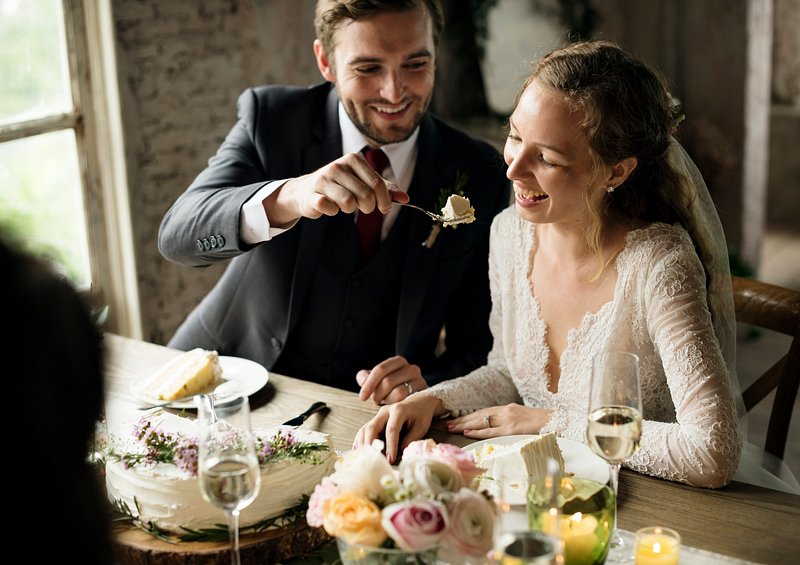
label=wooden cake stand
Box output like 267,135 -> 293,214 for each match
113,523 -> 331,564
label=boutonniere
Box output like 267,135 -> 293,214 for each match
422,170 -> 472,249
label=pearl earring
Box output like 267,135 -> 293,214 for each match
607,185 -> 616,193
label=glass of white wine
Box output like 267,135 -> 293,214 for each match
196,393 -> 261,565
586,351 -> 642,563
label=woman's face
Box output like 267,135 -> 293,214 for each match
504,81 -> 607,226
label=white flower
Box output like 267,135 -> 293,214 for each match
331,439 -> 394,503
398,457 -> 465,499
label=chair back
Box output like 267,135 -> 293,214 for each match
733,276 -> 800,460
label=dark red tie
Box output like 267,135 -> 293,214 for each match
357,147 -> 389,258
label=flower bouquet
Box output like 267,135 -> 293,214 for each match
307,439 -> 497,564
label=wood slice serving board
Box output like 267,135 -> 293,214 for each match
113,523 -> 331,564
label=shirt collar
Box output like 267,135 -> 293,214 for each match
339,102 -> 418,184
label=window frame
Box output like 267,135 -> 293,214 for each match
0,0 -> 141,338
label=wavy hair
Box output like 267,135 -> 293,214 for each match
315,0 -> 444,58
521,40 -> 711,281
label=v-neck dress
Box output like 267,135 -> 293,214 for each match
429,207 -> 741,487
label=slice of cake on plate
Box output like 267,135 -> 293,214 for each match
141,348 -> 222,401
105,410 -> 335,535
473,434 -> 566,503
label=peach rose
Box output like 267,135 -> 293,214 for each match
322,493 -> 387,547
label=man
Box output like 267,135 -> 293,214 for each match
158,0 -> 509,404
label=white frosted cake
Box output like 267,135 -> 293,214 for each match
105,410 -> 334,533
473,434 -> 565,502
441,194 -> 476,226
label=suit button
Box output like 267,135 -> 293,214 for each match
195,240 -> 204,251
351,277 -> 363,287
216,235 -> 225,248
270,337 -> 282,350
210,236 -> 217,248
202,238 -> 211,250
343,319 -> 355,329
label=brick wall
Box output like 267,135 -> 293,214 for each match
111,0 -> 317,343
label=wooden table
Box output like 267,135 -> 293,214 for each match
104,334 -> 800,564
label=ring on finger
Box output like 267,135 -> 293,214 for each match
483,414 -> 492,429
403,382 -> 415,396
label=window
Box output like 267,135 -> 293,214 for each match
0,0 -> 141,336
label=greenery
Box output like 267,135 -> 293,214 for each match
110,496 -> 312,543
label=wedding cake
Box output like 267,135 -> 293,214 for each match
473,434 -> 565,501
105,410 -> 334,533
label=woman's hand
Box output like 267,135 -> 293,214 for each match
354,392 -> 443,464
446,403 -> 553,439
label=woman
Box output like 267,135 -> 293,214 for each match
355,40 -> 742,488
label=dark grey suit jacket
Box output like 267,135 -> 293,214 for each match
158,83 -> 509,385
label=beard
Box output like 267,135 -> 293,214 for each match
342,93 -> 431,146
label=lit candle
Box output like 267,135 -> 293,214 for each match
635,527 -> 681,565
561,512 -> 599,565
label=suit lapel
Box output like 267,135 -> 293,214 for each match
288,87 -> 343,335
396,116 -> 449,353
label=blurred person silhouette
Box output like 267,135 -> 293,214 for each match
2,233 -> 114,562
158,0 -> 509,405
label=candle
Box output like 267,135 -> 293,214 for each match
635,527 -> 681,565
561,512 -> 599,565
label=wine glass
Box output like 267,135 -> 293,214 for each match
586,351 -> 642,563
196,393 -> 261,565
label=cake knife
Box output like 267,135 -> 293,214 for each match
282,401 -> 328,427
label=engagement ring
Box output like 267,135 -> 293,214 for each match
404,382 -> 415,396
484,414 -> 492,429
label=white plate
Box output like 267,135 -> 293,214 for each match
464,434 -> 610,504
131,356 -> 269,409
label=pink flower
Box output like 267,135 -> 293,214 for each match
306,476 -> 338,528
440,488 -> 497,562
430,443 -> 484,486
404,440 -> 484,487
382,500 -> 448,552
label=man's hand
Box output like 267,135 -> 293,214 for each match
356,356 -> 428,405
264,152 -> 409,226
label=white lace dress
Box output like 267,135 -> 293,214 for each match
429,207 -> 741,488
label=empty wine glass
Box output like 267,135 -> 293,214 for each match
586,351 -> 642,563
196,393 -> 261,565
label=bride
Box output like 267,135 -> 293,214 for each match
355,40 -> 744,488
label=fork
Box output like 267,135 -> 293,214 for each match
394,202 -> 473,225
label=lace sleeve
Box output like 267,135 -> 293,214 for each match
428,215 -> 521,414
626,233 -> 741,487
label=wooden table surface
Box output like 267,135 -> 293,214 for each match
104,334 -> 800,564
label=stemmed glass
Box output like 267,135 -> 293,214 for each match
196,393 -> 261,565
586,351 -> 642,563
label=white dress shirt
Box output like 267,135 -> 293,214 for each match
240,102 -> 419,244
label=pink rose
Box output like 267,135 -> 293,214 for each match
306,476 -> 337,527
403,438 -> 437,460
381,500 -> 448,552
430,443 -> 484,486
440,488 -> 497,562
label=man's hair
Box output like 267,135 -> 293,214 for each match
315,0 -> 444,57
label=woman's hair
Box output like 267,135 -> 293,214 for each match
522,40 -> 712,278
315,0 -> 444,58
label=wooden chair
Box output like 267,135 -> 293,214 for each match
733,275 -> 800,460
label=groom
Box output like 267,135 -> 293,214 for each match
158,0 -> 509,403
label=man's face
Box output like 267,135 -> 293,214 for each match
314,7 -> 436,146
